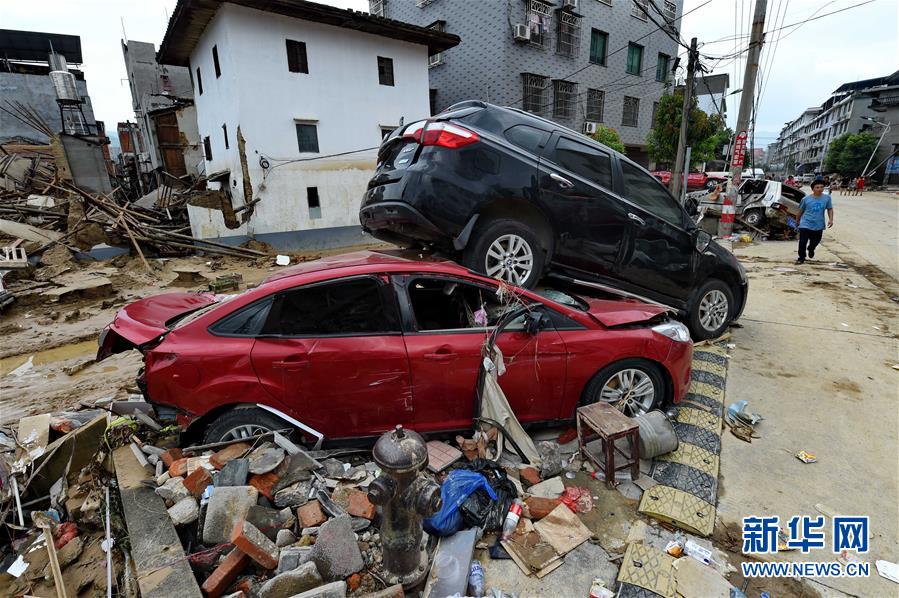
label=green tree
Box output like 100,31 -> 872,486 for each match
647,91 -> 726,166
825,132 -> 878,176
588,125 -> 626,155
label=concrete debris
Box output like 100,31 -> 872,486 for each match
309,515 -> 364,582
258,561 -> 322,598
203,486 -> 259,545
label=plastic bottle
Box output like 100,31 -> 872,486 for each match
500,499 -> 524,541
468,560 -> 485,598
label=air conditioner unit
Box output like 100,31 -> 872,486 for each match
563,0 -> 578,8
428,53 -> 443,67
583,121 -> 598,135
513,24 -> 531,41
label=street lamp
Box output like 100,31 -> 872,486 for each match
860,116 -> 891,178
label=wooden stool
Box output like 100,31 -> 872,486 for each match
576,402 -> 640,488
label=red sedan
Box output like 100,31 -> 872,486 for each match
652,171 -> 726,190
98,251 -> 692,444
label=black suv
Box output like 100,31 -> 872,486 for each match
360,101 -> 747,339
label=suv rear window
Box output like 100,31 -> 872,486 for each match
504,125 -> 551,154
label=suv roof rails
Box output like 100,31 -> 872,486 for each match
441,100 -> 488,112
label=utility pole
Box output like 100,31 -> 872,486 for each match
670,37 -> 698,202
728,0 -> 768,198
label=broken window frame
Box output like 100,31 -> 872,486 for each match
526,0 -> 554,49
622,95 -> 640,127
555,11 -> 580,58
522,73 -> 548,115
404,275 -> 530,333
586,89 -> 605,123
552,80 -> 577,120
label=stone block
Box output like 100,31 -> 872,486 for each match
210,442 -> 251,469
217,458 -> 249,487
277,546 -> 312,574
258,561 -> 322,598
309,515 -> 364,582
169,497 -> 200,526
203,486 -> 259,545
155,476 -> 189,504
297,500 -> 327,528
290,581 -> 346,598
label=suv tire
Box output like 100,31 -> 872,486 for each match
581,359 -> 665,417
688,279 -> 734,340
463,219 -> 546,289
204,406 -> 288,443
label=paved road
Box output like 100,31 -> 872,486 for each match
827,190 -> 899,281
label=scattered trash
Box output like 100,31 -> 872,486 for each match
560,486 -> 593,513
795,450 -> 818,464
725,401 -> 762,443
589,577 -> 615,598
275,254 -> 290,266
875,560 -> 899,584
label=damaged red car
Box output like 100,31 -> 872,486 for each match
98,251 -> 692,445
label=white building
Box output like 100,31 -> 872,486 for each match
157,0 -> 458,249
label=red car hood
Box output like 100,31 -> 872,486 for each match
583,298 -> 670,327
108,292 -> 217,347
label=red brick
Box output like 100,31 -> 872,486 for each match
231,520 -> 279,570
347,573 -> 363,591
525,496 -> 562,520
248,472 -> 280,501
183,467 -> 213,497
161,448 -> 183,467
201,548 -> 250,598
169,457 -> 188,478
228,578 -> 253,596
345,488 -> 376,520
210,442 -> 251,469
519,466 -> 541,487
296,500 -> 327,528
557,427 -> 578,444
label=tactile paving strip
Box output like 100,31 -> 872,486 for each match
638,484 -> 716,537
686,381 -> 726,403
671,422 -> 721,455
650,461 -> 718,505
692,350 -> 728,366
690,359 -> 728,379
656,442 -> 720,477
675,407 -> 723,433
617,543 -> 676,598
689,369 -> 726,387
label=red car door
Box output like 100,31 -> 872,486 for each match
251,276 -> 413,439
396,275 -> 566,433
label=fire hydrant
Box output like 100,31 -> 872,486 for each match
368,425 -> 442,587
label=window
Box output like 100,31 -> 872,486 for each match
663,0 -> 677,20
369,0 -> 386,17
428,21 -> 445,66
377,56 -> 394,86
626,43 -> 643,75
262,278 -> 395,336
631,0 -> 648,20
222,123 -> 229,150
295,123 -> 319,153
307,186 -> 321,219
622,96 -> 640,127
212,45 -> 221,78
210,297 -> 274,336
196,67 -> 203,94
656,53 -> 670,82
286,39 -> 309,73
620,161 -> 683,224
407,278 -> 524,331
556,11 -> 580,58
522,73 -> 547,114
527,0 -> 553,48
586,89 -> 605,122
504,124 -> 551,153
589,29 -> 608,65
429,89 -> 438,115
203,136 -> 212,160
553,80 -> 577,119
550,136 -> 613,188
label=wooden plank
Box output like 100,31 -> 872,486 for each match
112,446 -> 202,598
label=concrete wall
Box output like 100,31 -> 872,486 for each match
186,3 -> 431,244
0,71 -> 96,143
59,134 -> 113,194
388,0 -> 681,155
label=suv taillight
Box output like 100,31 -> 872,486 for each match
403,121 -> 479,149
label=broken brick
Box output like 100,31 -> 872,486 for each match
519,466 -> 541,487
297,500 -> 327,528
347,573 -> 363,591
184,467 -> 213,497
169,457 -> 188,478
557,427 -> 578,444
344,488 -> 376,520
211,442 -> 251,469
161,448 -> 183,467
231,520 -> 279,570
249,472 -> 281,501
201,548 -> 251,598
525,496 -> 562,520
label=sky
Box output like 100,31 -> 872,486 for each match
2,0 -> 897,149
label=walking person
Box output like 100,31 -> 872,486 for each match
795,179 -> 834,264
849,177 -> 857,195
856,175 -> 865,196
840,175 -> 849,195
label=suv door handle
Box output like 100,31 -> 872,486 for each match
550,172 -> 574,189
628,212 -> 646,226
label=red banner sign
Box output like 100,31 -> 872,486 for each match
732,130 -> 748,168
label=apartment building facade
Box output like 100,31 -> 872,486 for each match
157,0 -> 458,248
377,0 -> 683,166
769,71 -> 899,179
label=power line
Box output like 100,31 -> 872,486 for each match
710,0 -> 878,44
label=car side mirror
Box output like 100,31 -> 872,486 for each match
524,310 -> 547,335
694,229 -> 713,253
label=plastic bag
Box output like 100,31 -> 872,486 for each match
460,459 -> 519,531
560,486 -> 593,513
424,470 -> 497,537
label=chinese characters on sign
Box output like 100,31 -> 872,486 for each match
742,515 -> 869,554
732,131 -> 748,168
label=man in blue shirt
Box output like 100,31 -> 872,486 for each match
795,179 -> 834,264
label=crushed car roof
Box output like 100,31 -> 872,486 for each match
263,249 -> 468,283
